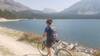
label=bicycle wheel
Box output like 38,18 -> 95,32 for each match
37,42 -> 48,56
56,49 -> 72,56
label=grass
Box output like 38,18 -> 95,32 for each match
0,27 -> 23,38
0,27 -> 43,43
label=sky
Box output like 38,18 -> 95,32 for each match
15,0 -> 80,12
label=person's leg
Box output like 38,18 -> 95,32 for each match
46,39 -> 52,56
46,44 -> 52,56
47,47 -> 51,56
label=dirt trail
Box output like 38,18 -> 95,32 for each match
0,34 -> 40,56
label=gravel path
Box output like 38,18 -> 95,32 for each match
0,34 -> 41,56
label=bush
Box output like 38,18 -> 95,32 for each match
17,32 -> 43,43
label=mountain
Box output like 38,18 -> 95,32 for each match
0,0 -> 31,12
61,0 -> 100,19
14,10 -> 49,19
42,8 -> 57,13
1,0 -> 100,19
0,0 -> 49,19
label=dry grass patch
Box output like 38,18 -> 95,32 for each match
17,32 -> 43,43
0,27 -> 43,43
0,27 -> 23,38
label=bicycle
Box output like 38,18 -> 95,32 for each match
37,40 -> 72,56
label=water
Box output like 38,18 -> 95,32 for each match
0,19 -> 100,48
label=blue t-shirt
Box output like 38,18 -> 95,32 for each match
44,26 -> 55,39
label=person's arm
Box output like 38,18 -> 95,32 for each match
42,27 -> 48,40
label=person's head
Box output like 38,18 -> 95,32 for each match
46,18 -> 53,25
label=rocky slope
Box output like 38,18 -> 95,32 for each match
0,0 -> 30,12
0,0 -> 48,19
59,0 -> 100,19
62,0 -> 100,15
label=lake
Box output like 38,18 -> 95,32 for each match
0,19 -> 100,48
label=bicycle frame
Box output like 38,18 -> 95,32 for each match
52,40 -> 66,51
37,40 -> 72,56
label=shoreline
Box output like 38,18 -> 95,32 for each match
0,18 -> 29,22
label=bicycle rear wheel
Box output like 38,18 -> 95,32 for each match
37,42 -> 48,56
56,49 -> 72,56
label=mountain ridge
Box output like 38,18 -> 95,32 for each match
61,0 -> 100,15
0,0 -> 31,12
0,0 -> 100,19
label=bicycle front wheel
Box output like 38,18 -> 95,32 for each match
37,42 -> 48,56
56,49 -> 72,56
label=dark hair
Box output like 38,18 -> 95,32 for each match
46,19 -> 53,25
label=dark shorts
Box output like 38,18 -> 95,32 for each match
46,37 -> 56,48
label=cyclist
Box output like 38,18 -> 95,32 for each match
43,18 -> 57,56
